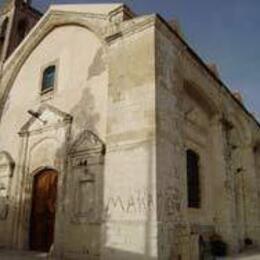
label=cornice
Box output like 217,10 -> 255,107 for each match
154,14 -> 260,131
105,15 -> 156,44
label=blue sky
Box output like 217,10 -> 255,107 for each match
2,0 -> 260,119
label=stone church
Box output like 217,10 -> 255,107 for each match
0,0 -> 259,259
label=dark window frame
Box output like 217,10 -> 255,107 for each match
41,65 -> 56,94
186,149 -> 201,208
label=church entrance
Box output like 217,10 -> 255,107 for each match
29,169 -> 58,252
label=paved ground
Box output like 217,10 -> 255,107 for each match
226,251 -> 260,259
0,250 -> 48,259
0,250 -> 260,259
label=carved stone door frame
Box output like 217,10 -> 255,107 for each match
29,168 -> 58,252
11,104 -> 72,251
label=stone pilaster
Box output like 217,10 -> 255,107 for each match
241,144 -> 259,245
210,116 -> 238,253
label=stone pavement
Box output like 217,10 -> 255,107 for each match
0,250 -> 260,260
0,250 -> 48,260
224,250 -> 260,260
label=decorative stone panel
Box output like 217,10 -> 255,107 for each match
0,151 -> 14,220
69,130 -> 105,224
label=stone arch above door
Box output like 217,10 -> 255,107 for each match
19,103 -> 72,136
18,103 -> 72,172
13,104 -> 72,249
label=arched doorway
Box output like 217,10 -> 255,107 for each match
29,169 -> 58,252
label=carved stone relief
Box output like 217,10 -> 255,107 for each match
75,170 -> 95,216
0,151 -> 14,220
69,130 -> 105,224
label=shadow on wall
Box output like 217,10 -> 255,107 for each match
51,44 -> 158,258
70,47 -> 106,132
52,47 -> 106,259
155,53 -> 185,259
70,86 -> 100,133
0,196 -> 8,221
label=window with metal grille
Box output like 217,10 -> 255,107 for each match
41,65 -> 56,93
186,149 -> 200,208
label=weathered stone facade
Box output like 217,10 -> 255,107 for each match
0,2 -> 259,260
0,0 -> 41,62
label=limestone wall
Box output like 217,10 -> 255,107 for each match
155,27 -> 190,260
102,25 -> 157,260
0,7 -> 159,259
0,24 -> 108,251
155,16 -> 260,259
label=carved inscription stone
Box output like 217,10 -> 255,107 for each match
76,171 -> 95,217
69,130 -> 105,224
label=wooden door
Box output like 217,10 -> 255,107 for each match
29,170 -> 58,252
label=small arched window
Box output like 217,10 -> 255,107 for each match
186,149 -> 200,208
41,65 -> 56,93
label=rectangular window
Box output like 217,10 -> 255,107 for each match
41,65 -> 56,93
186,149 -> 200,208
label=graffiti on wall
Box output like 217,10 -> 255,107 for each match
104,186 -> 182,219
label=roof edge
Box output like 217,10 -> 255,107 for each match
155,13 -> 260,129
